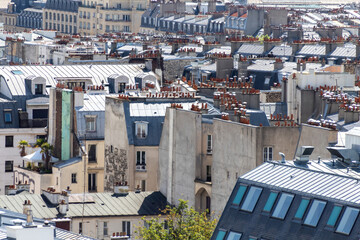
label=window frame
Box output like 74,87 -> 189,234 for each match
263,146 -> 273,162
4,110 -> 12,124
103,221 -> 108,236
232,184 -> 247,206
271,192 -> 294,220
303,199 -> 327,227
263,191 -> 279,213
294,198 -> 310,220
135,121 -> 148,139
71,173 -> 77,183
85,115 -> 97,132
5,160 -> 13,172
207,135 -> 212,154
88,144 -> 97,163
215,229 -> 227,240
335,206 -> 360,235
5,136 -> 14,148
226,231 -> 242,240
326,205 -> 343,227
240,186 -> 263,213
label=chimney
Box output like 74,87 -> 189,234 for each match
23,200 -> 31,215
274,58 -> 284,70
296,59 -> 301,71
25,209 -> 35,227
58,200 -> 67,215
111,232 -> 129,239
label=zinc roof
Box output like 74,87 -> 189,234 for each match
237,44 -> 264,55
0,64 -> 145,97
77,94 -> 107,112
330,44 -> 356,58
297,44 -> 326,56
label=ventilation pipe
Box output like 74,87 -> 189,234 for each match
279,152 -> 286,163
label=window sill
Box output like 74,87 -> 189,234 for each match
136,169 -> 147,172
88,161 -> 97,164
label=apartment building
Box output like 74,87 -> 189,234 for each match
43,0 -> 80,34
78,0 -> 148,35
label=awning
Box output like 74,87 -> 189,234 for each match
23,148 -> 59,163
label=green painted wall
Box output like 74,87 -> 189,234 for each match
61,90 -> 72,160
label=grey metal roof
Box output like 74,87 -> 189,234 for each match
297,44 -> 326,56
0,191 -> 167,219
241,161 -> 360,206
129,102 -> 197,117
330,44 -> 356,58
269,45 -> 292,57
237,44 -> 264,55
0,64 -> 146,97
53,157 -> 82,169
77,94 -> 106,112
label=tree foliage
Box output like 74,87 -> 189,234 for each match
136,199 -> 218,240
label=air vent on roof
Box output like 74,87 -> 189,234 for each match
295,146 -> 314,164
327,147 -> 359,166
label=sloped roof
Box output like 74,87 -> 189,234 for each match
237,44 -> 264,55
0,192 -> 167,219
0,64 -> 146,97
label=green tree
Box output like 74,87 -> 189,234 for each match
39,142 -> 53,171
18,140 -> 29,157
136,199 -> 218,240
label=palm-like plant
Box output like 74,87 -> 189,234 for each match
18,140 -> 29,157
40,142 -> 53,171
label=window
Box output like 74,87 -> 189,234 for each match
79,222 -> 82,234
336,207 -> 359,235
294,198 -> 310,219
124,26 -> 130,32
304,200 -> 326,227
272,193 -> 294,219
215,230 -> 226,240
103,222 -> 108,236
241,186 -> 262,212
226,231 -> 242,240
136,151 -> 146,170
232,185 -> 247,205
263,192 -> 278,212
5,161 -> 13,172
88,173 -> 97,192
71,173 -> 77,183
34,84 -> 43,94
85,116 -> 96,132
207,135 -> 212,153
206,165 -> 211,182
263,147 -> 273,161
88,144 -> 97,163
122,221 -> 131,236
135,122 -> 148,139
327,205 -> 343,227
70,15 -> 72,22
141,180 -> 146,191
5,136 -> 13,147
74,16 -> 77,23
4,111 -> 12,123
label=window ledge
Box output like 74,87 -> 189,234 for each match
136,169 -> 147,172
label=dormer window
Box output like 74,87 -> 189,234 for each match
85,115 -> 96,132
34,84 -> 43,95
135,121 -> 148,139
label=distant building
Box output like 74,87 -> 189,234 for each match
42,0 -> 80,34
77,0 -> 148,35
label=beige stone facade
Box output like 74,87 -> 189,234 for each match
78,0 -> 148,35
43,10 -> 78,34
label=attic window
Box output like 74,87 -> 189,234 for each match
11,70 -> 23,75
135,121 -> 148,139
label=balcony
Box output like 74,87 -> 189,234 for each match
207,148 -> 212,155
20,118 -> 48,128
136,164 -> 146,172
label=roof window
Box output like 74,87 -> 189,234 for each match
327,205 -> 342,227
336,207 -> 359,235
215,230 -> 226,240
304,200 -> 326,227
271,193 -> 294,219
226,231 -> 242,240
294,198 -> 310,219
232,185 -> 247,206
263,192 -> 278,212
240,186 -> 262,212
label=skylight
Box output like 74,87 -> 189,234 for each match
215,230 -> 227,240
294,198 -> 310,219
271,193 -> 294,219
304,200 -> 326,227
241,186 -> 262,212
226,231 -> 242,240
263,192 -> 278,212
11,70 -> 23,75
232,185 -> 247,206
327,205 -> 342,227
336,207 -> 359,235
